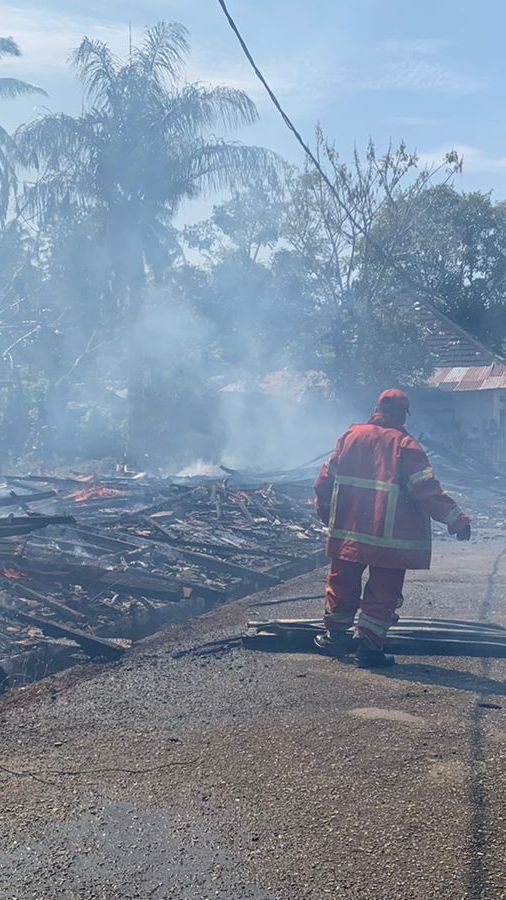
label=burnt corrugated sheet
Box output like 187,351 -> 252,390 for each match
430,363 -> 506,392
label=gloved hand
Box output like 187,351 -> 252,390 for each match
456,522 -> 471,541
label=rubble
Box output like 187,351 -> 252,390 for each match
0,436 -> 502,692
422,437 -> 506,540
0,470 -> 326,690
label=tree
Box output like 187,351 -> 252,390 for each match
271,133 -> 461,387
16,22 -> 276,463
185,172 -> 286,263
0,37 -> 46,223
183,176 -> 292,370
182,137 -> 466,391
17,23 -> 275,319
369,186 -> 506,355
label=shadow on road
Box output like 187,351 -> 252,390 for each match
381,661 -> 505,697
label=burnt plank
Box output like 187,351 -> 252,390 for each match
0,603 -> 124,660
10,559 -> 225,603
4,474 -> 85,486
14,561 -> 184,603
0,515 -> 75,537
68,525 -> 141,553
0,490 -> 58,508
0,576 -> 86,622
143,517 -> 281,586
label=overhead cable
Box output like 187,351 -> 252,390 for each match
214,0 -> 483,339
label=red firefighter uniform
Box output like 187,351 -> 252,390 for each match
315,394 -> 470,648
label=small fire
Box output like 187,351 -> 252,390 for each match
2,566 -> 25,580
69,486 -> 125,503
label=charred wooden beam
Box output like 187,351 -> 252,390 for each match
67,525 -> 141,553
0,490 -> 59,508
0,603 -> 124,660
4,474 -> 85,487
0,575 -> 86,622
143,517 -> 281,586
11,561 -> 184,603
0,515 -> 75,537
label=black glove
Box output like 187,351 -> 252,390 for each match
456,523 -> 471,541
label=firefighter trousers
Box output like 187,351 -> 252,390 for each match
324,558 -> 405,648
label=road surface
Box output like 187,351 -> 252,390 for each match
0,541 -> 505,899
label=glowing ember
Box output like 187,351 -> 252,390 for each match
69,486 -> 125,503
2,567 -> 25,580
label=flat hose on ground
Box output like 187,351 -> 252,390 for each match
244,617 -> 506,659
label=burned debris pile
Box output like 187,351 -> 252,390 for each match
1,440 -> 503,692
423,438 -> 506,539
0,471 -> 325,689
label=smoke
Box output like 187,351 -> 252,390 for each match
217,377 -> 342,471
125,285 -> 365,473
4,270 -> 365,475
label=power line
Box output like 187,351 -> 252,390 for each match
215,0 -> 359,220
214,0 -> 482,342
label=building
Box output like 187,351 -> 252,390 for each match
411,302 -> 506,470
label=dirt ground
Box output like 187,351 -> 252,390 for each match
0,540 -> 505,900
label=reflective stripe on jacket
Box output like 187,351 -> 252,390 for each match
315,413 -> 470,570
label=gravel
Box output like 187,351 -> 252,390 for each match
0,542 -> 505,900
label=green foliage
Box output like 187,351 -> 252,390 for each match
369,186 -> 506,354
182,141 -> 460,389
11,21 -> 276,464
0,24 -> 504,467
16,21 -> 275,310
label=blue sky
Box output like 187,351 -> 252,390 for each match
2,0 -> 506,222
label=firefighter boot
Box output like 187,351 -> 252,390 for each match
355,638 -> 395,668
314,630 -> 350,657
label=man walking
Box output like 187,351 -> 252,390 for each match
314,389 -> 471,667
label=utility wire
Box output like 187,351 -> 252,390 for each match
215,0 -> 355,215
214,0 -> 495,353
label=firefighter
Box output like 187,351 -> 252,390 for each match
314,388 -> 471,667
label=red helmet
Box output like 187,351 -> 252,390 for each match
377,388 -> 410,414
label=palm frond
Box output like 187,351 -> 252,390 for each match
135,21 -> 189,81
21,165 -> 97,224
0,124 -> 17,219
183,140 -> 280,196
70,37 -> 119,106
0,147 -> 13,224
0,77 -> 47,100
160,83 -> 258,137
0,37 -> 20,60
0,122 -> 16,154
16,113 -> 92,170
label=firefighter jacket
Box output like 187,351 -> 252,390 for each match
315,412 -> 470,570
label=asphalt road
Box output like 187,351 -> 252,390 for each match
0,540 -> 505,900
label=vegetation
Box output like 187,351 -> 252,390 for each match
0,36 -> 46,223
0,22 -> 505,468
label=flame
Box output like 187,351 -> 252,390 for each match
2,566 -> 25,580
69,486 -> 125,503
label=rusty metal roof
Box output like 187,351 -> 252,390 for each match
413,302 -> 499,368
405,300 -> 506,391
429,364 -> 506,392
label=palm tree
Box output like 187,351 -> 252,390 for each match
0,37 -> 46,222
16,22 -> 277,463
0,37 -> 47,99
17,22 -> 276,317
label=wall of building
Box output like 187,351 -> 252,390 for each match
411,388 -> 506,470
